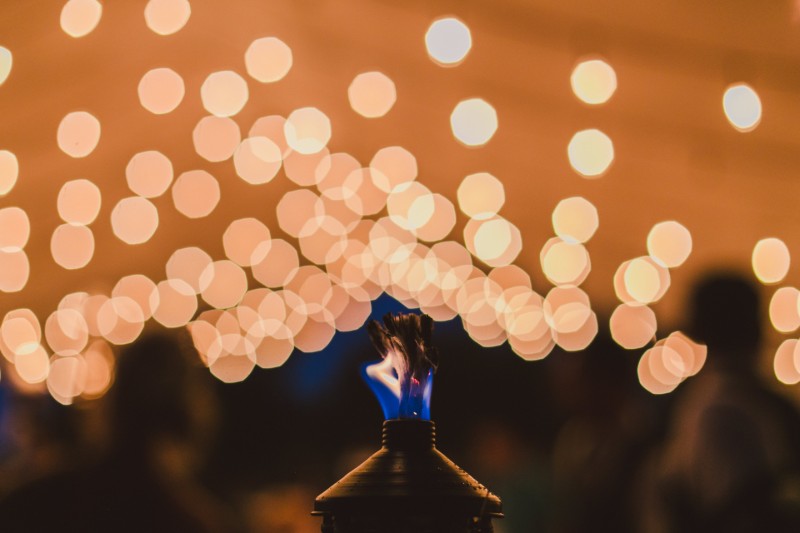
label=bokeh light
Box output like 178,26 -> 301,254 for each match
201,260 -> 248,309
201,70 -> 249,117
277,189 -> 324,238
616,257 -> 671,304
0,207 -> 30,251
773,339 -> 800,385
464,216 -> 522,267
570,59 -> 617,105
554,311 -> 598,352
210,354 -> 255,383
283,148 -> 329,187
249,115 -> 290,157
167,247 -> 213,294
278,289 -> 311,338
14,345 -> 50,384
126,150 -> 173,198
234,137 -> 282,185
490,264 -> 531,291
387,182 -> 434,231
568,129 -> 613,177
543,287 -> 598,351
287,265 -> 333,312
551,196 -> 598,243
284,107 -> 331,154
82,339 -> 114,399
81,294 -> 108,337
664,331 -> 706,378
57,179 -> 101,225
57,111 -> 101,158
647,220 -> 692,268
457,172 -> 505,220
723,83 -> 762,132
626,257 -> 670,304
638,347 -> 679,395
223,218 -> 271,267
334,294 -> 372,332
113,275 -> 157,320
144,0 -> 191,35
45,309 -> 88,357
251,239 -> 299,288
97,296 -> 145,345
320,195 -> 360,233
151,279 -> 197,328
245,36 -> 292,83
58,292 -> 89,319
317,152 -> 360,200
504,286 -> 553,358
0,47 -> 11,86
450,98 -> 498,147
769,287 -> 800,333
425,17 -> 472,66
752,237 -> 790,284
2,309 -> 41,360
172,169 -> 220,218
0,150 -> 18,195
348,71 -> 397,118
60,0 -> 102,38
110,197 -> 159,245
341,168 -> 389,216
414,194 -> 456,242
369,146 -> 417,193
51,224 -> 94,270
138,67 -> 185,114
540,237 -> 591,286
47,355 -> 87,404
193,116 -> 241,162
299,217 -> 347,265
543,286 -> 592,334
251,325 -> 295,369
0,250 -> 29,292
294,316 -> 336,353
609,303 -> 657,349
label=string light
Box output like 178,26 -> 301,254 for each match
144,0 -> 191,36
138,68 -> 185,114
245,37 -> 293,83
568,129 -> 614,177
425,17 -> 472,66
0,150 -> 18,195
570,59 -> 617,105
201,71 -> 249,117
0,46 -> 11,85
450,98 -> 498,147
57,111 -> 101,158
348,71 -> 397,118
723,83 -> 762,132
60,0 -> 102,38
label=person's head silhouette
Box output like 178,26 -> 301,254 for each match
688,271 -> 762,368
110,330 -> 216,462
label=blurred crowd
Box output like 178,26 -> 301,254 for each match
0,271 -> 799,532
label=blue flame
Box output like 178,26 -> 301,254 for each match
362,351 -> 434,420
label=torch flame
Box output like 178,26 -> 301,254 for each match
363,313 -> 437,420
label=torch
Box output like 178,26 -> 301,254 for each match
313,313 -> 503,532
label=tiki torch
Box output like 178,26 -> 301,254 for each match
313,313 -> 503,532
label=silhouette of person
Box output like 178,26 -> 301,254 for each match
0,330 -> 234,532
550,329 -> 662,533
642,271 -> 800,533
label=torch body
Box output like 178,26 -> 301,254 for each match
314,420 -> 502,533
